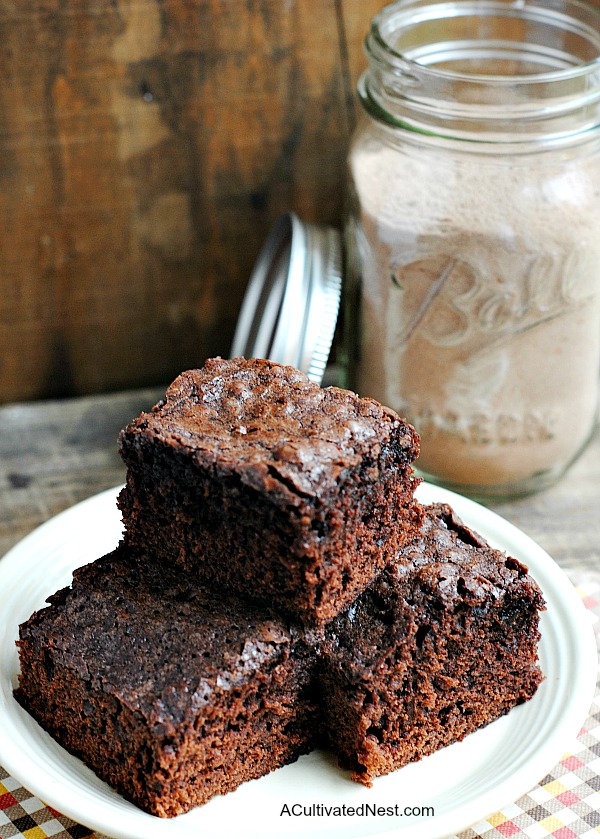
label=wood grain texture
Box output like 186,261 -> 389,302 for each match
0,387 -> 163,557
0,0 -> 364,403
2,0 -> 600,403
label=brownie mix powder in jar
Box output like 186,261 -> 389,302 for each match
341,0 -> 600,499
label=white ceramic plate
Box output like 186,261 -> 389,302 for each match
0,484 -> 596,839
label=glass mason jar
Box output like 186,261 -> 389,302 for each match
342,0 -> 600,499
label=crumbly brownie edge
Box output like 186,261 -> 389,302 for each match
15,625 -> 319,817
14,545 -> 323,817
117,450 -> 423,625
320,504 -> 545,784
117,359 -> 422,624
321,586 -> 543,784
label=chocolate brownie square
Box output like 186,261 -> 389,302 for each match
15,545 -> 319,817
118,357 -> 422,625
320,503 -> 545,783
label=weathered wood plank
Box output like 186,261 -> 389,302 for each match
339,0 -> 384,90
3,0 -> 600,404
0,387 -> 163,558
0,0 -> 352,403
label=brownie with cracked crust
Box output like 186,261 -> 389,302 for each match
14,545 -> 319,818
320,503 -> 545,784
117,357 -> 422,625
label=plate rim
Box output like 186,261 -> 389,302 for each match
0,483 -> 597,839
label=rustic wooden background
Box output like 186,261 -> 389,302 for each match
0,0 -> 383,404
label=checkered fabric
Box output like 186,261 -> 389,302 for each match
0,768 -> 95,839
2,576 -> 599,839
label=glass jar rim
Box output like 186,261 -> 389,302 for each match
361,0 -> 600,142
367,0 -> 600,84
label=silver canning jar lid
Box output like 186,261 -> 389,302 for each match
230,213 -> 342,385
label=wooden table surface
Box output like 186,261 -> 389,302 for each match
1,386 -> 599,574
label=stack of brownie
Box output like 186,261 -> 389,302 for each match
15,357 -> 545,818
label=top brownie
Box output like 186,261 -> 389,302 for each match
125,357 -> 417,499
118,357 -> 422,624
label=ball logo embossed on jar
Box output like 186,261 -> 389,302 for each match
389,245 -> 595,354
